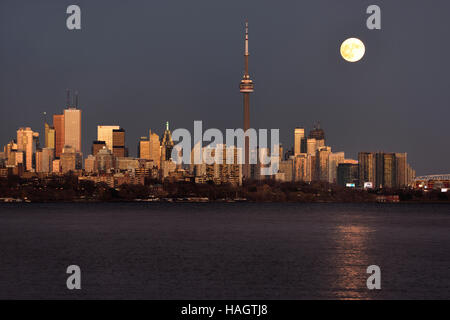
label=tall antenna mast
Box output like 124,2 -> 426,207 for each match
66,89 -> 71,107
75,91 -> 79,108
244,20 -> 249,77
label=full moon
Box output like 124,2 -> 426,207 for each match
340,38 -> 365,62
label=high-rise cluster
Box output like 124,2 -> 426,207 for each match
0,90 -> 82,176
0,22 -> 419,189
272,124 -> 416,188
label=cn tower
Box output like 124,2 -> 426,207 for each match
239,21 -> 254,179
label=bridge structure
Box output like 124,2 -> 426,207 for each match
414,174 -> 450,181
414,174 -> 450,190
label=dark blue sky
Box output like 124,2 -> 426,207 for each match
1,0 -> 449,175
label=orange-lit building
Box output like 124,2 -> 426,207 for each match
53,114 -> 65,158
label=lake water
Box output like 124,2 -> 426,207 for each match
0,203 -> 449,299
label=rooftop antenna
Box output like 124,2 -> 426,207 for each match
75,91 -> 79,108
66,89 -> 71,107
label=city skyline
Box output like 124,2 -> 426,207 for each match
1,1 -> 449,175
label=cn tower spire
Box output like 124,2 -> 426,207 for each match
244,21 -> 250,78
239,20 -> 254,180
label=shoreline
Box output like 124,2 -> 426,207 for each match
1,198 -> 449,204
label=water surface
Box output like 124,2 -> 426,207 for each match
0,203 -> 449,299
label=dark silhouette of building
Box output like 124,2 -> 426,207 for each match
309,122 -> 325,141
337,163 -> 359,187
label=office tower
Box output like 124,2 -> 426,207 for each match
17,127 -> 39,171
294,128 -> 305,156
202,144 -> 242,185
337,163 -> 359,187
161,122 -> 174,161
36,147 -> 54,173
294,154 -> 309,182
4,140 -> 18,167
112,128 -> 126,157
374,152 -> 397,188
97,125 -> 120,151
382,152 -> 396,188
301,138 -> 317,156
239,21 -> 254,179
44,123 -> 55,149
315,146 -> 332,181
278,158 -> 294,182
309,122 -> 325,140
149,130 -> 161,168
358,152 -> 376,187
60,146 -> 82,174
64,108 -> 82,153
359,152 -> 413,189
223,145 -> 243,185
92,141 -> 107,156
328,152 -> 345,184
95,148 -> 115,173
53,114 -> 65,158
395,153 -> 408,188
84,155 -> 96,173
406,164 -> 416,186
41,148 -> 54,173
4,141 -> 15,165
139,137 -> 150,159
15,152 -> 24,166
375,152 -> 384,188
308,124 -> 325,154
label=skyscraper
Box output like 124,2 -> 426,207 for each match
382,152 -> 396,188
112,128 -> 126,157
44,122 -> 55,149
16,127 -> 39,171
138,137 -> 150,160
60,146 -> 82,174
337,163 -> 359,187
64,108 -> 82,153
53,114 -> 65,158
328,152 -> 345,184
309,122 -> 325,141
161,122 -> 174,161
37,147 -> 54,173
149,130 -> 161,168
294,128 -> 305,156
95,147 -> 115,173
395,152 -> 408,188
302,138 -> 317,156
294,153 -> 312,182
97,125 -> 120,151
358,152 -> 376,187
359,151 -> 412,189
316,146 -> 332,182
239,21 -> 254,179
